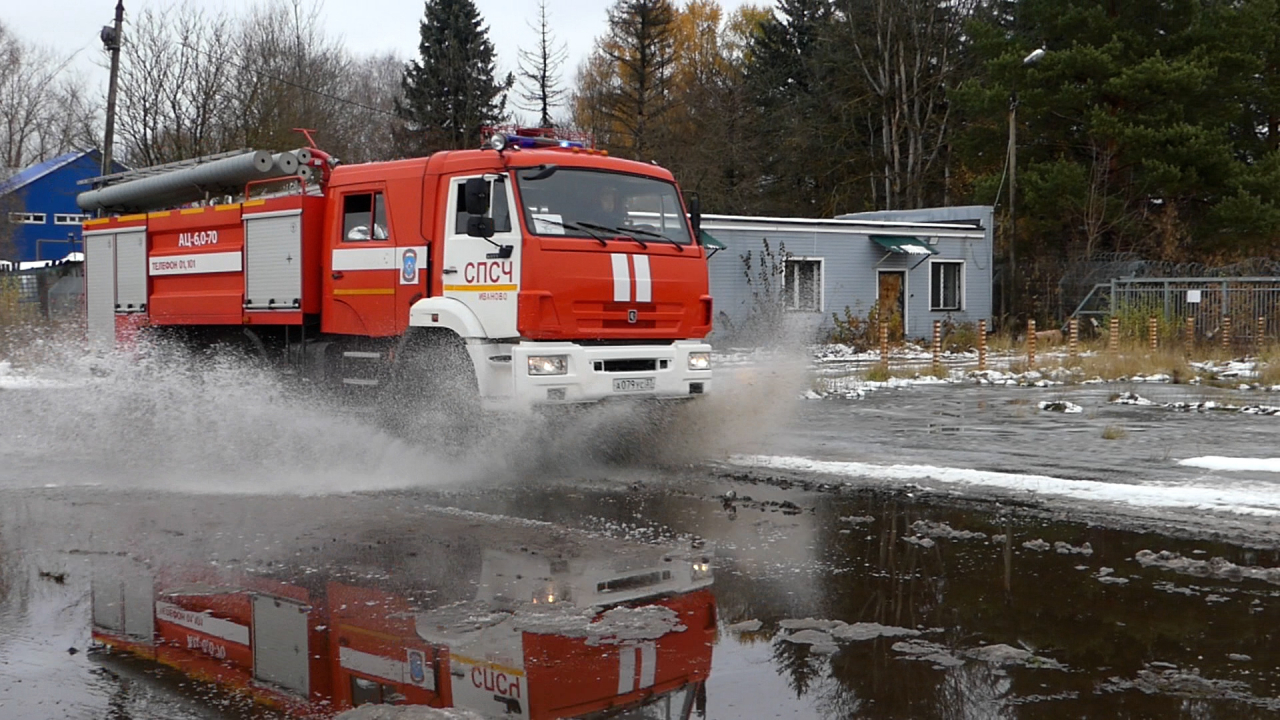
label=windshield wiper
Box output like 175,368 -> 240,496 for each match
533,217 -> 608,246
578,221 -> 647,249
616,225 -> 686,252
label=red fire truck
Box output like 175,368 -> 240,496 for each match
90,509 -> 716,718
78,132 -> 714,411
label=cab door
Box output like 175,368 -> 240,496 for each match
323,188 -> 398,336
441,175 -> 522,338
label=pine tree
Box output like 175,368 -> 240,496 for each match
598,0 -> 679,157
516,0 -> 568,128
397,0 -> 513,154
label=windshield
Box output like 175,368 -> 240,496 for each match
517,168 -> 692,245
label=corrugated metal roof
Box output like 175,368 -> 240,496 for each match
0,150 -> 93,196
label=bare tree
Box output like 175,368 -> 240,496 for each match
0,22 -> 98,170
115,5 -> 238,165
839,0 -> 977,209
516,0 -> 569,128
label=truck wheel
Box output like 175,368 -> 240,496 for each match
382,332 -> 479,443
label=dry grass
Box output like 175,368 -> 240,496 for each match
863,364 -> 892,382
1074,348 -> 1194,383
1101,424 -> 1129,440
1258,344 -> 1280,387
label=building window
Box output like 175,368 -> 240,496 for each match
930,260 -> 963,311
54,213 -> 91,225
784,258 -> 822,312
8,212 -> 46,224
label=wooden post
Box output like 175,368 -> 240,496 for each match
879,318 -> 889,370
932,320 -> 942,374
1222,315 -> 1232,353
1027,318 -> 1037,368
978,319 -> 988,372
1108,316 -> 1119,352
1148,317 -> 1158,351
1185,315 -> 1195,350
1259,316 -> 1267,353
1068,318 -> 1079,360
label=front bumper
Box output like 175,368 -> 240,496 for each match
512,340 -> 712,406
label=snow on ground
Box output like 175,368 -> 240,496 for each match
729,455 -> 1280,517
1178,456 -> 1280,473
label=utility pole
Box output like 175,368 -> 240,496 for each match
1006,47 -> 1045,324
100,0 -> 125,179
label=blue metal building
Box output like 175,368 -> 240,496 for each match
1,150 -> 126,263
705,206 -> 994,343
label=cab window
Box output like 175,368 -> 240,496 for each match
343,192 -> 389,242
453,179 -> 512,234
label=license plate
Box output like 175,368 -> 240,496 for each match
613,377 -> 655,393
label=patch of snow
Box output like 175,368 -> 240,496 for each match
891,639 -> 965,668
781,629 -> 836,646
902,536 -> 936,548
725,619 -> 762,633
810,643 -> 840,655
911,520 -> 987,541
839,515 -> 875,525
1179,456 -> 1280,473
512,604 -> 686,646
1228,653 -> 1252,662
729,455 -> 1280,517
1135,549 -> 1280,585
779,618 -> 846,632
1038,400 -> 1083,413
831,623 -> 921,642
1054,541 -> 1094,556
964,644 -> 1064,670
1021,539 -> 1051,552
1111,391 -> 1156,406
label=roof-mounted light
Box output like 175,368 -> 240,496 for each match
487,133 -> 508,151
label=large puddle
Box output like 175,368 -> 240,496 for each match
6,479 -> 1276,719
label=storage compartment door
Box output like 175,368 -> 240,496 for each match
84,233 -> 116,347
244,212 -> 302,310
114,230 -> 147,312
252,594 -> 310,695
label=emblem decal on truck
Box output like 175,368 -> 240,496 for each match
400,248 -> 418,285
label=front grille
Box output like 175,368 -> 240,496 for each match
594,359 -> 657,373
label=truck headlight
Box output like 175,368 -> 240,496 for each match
528,355 -> 568,375
692,560 -> 712,581
687,352 -> 711,371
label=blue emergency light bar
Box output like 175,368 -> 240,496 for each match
486,131 -> 586,151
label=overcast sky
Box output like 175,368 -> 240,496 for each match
5,0 -> 774,122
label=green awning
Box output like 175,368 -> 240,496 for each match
871,235 -> 936,255
699,230 -> 727,249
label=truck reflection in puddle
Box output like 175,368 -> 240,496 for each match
89,509 -> 714,719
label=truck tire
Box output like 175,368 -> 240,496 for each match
382,331 -> 479,443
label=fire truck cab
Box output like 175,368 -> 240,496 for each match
80,132 -> 714,412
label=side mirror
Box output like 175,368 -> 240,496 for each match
687,192 -> 702,242
464,178 -> 490,216
467,216 -> 495,239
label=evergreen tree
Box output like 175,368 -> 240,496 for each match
598,0 -> 680,157
516,0 -> 568,128
397,0 -> 512,154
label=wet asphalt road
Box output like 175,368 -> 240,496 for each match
3,376 -> 1280,719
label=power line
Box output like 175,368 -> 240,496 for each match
175,40 -> 400,119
